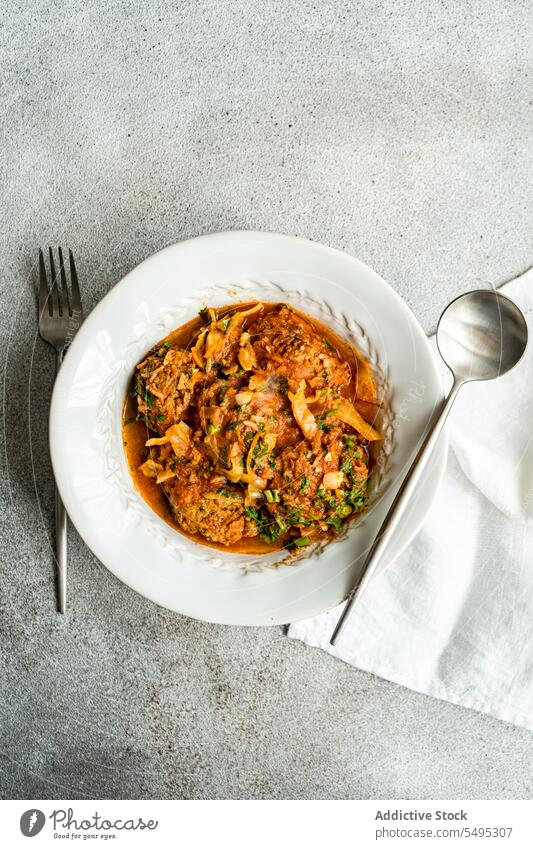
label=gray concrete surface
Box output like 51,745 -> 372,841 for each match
1,0 -> 532,799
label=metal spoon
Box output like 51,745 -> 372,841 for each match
330,289 -> 528,646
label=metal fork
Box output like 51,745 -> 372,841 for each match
38,248 -> 83,613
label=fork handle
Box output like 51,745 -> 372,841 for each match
55,349 -> 67,613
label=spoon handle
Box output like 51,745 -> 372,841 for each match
330,376 -> 464,646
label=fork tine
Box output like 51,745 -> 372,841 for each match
48,247 -> 60,315
38,249 -> 49,317
69,249 -> 82,314
58,246 -> 70,316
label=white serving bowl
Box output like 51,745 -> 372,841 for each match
50,231 -> 446,625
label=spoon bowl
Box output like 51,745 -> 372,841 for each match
436,290 -> 528,383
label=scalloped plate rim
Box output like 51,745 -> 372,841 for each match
49,230 -> 448,625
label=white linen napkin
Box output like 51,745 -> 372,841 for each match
288,270 -> 533,730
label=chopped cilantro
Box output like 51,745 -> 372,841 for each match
317,409 -> 338,432
217,487 -> 239,498
300,476 -> 310,492
244,506 -> 283,543
253,440 -> 270,462
347,487 -> 366,510
294,536 -> 311,547
216,384 -> 228,403
220,309 -> 236,331
263,524 -> 284,543
133,375 -> 156,408
132,374 -> 143,398
285,507 -> 303,525
326,516 -> 342,531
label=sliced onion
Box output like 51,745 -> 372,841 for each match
323,471 -> 344,490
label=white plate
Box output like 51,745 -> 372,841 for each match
50,231 -> 447,625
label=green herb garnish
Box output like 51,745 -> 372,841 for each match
216,384 -> 228,402
317,409 -> 338,432
271,375 -> 289,395
326,516 -> 342,531
253,440 -> 270,462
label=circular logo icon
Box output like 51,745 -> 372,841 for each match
20,809 -> 45,837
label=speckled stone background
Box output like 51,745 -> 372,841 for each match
1,0 -> 532,799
